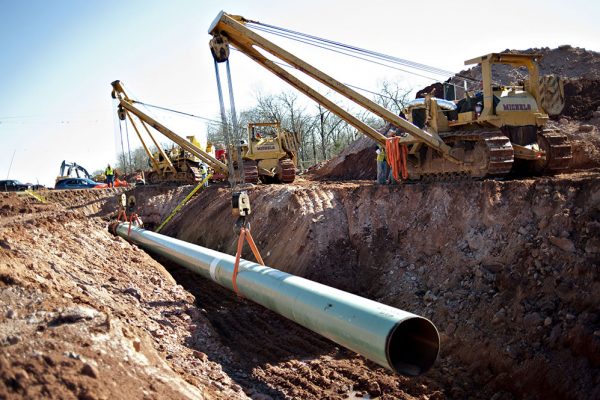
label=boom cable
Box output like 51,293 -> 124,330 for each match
231,48 -> 425,104
124,118 -> 133,175
246,21 -> 481,85
131,100 -> 227,125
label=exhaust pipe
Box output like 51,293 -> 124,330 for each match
112,223 -> 439,376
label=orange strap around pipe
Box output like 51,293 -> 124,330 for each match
232,227 -> 265,296
385,137 -> 409,181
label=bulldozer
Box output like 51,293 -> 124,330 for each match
208,12 -> 572,180
403,53 -> 572,177
144,135 -> 204,185
229,122 -> 297,183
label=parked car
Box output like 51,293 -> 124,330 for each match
27,183 -> 46,190
0,179 -> 31,192
54,178 -> 108,190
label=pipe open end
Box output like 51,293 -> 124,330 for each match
386,317 -> 440,376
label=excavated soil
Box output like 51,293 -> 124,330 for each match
0,190 -> 245,400
131,171 -> 599,400
1,170 -> 600,399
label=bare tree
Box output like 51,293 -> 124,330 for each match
207,79 -> 412,169
373,79 -> 413,115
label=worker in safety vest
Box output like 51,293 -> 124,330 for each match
200,163 -> 209,187
105,164 -> 114,188
376,145 -> 388,184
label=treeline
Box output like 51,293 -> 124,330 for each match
115,80 -> 412,173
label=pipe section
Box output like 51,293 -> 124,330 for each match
113,223 -> 440,376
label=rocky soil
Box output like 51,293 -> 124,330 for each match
131,171 -> 599,400
0,191 -> 245,399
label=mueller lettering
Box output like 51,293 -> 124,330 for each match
502,103 -> 532,111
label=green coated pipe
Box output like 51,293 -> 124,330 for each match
113,223 -> 440,376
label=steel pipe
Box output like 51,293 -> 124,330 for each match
112,223 -> 440,376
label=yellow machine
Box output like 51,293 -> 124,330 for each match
111,80 -> 229,185
208,12 -> 572,180
111,80 -> 297,185
232,122 -> 297,183
144,135 -> 203,184
404,53 -> 571,175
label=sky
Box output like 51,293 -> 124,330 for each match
0,0 -> 598,186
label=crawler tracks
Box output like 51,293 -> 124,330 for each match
419,128 -> 571,181
535,129 -> 573,172
242,162 -> 259,184
277,158 -> 296,183
415,130 -> 514,181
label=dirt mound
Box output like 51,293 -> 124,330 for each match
563,78 -> 600,120
416,82 -> 444,99
141,173 -> 600,399
37,187 -> 127,217
306,136 -> 376,181
453,46 -> 600,83
449,46 -> 600,120
0,193 -> 245,399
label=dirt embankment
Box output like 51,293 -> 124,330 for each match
0,191 -> 246,400
2,170 -> 600,399
136,172 -> 600,400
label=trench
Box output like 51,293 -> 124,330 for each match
123,175 -> 600,400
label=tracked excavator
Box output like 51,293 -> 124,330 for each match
208,12 -> 572,180
56,161 -> 92,182
111,80 -> 297,185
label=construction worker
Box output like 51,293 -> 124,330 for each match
105,164 -> 114,188
200,163 -> 209,187
376,145 -> 388,184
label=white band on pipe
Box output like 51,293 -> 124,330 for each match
209,258 -> 219,282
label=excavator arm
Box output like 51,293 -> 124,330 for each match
58,161 -> 92,180
208,11 -> 460,164
111,80 -> 229,176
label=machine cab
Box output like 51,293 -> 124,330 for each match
245,122 -> 284,159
